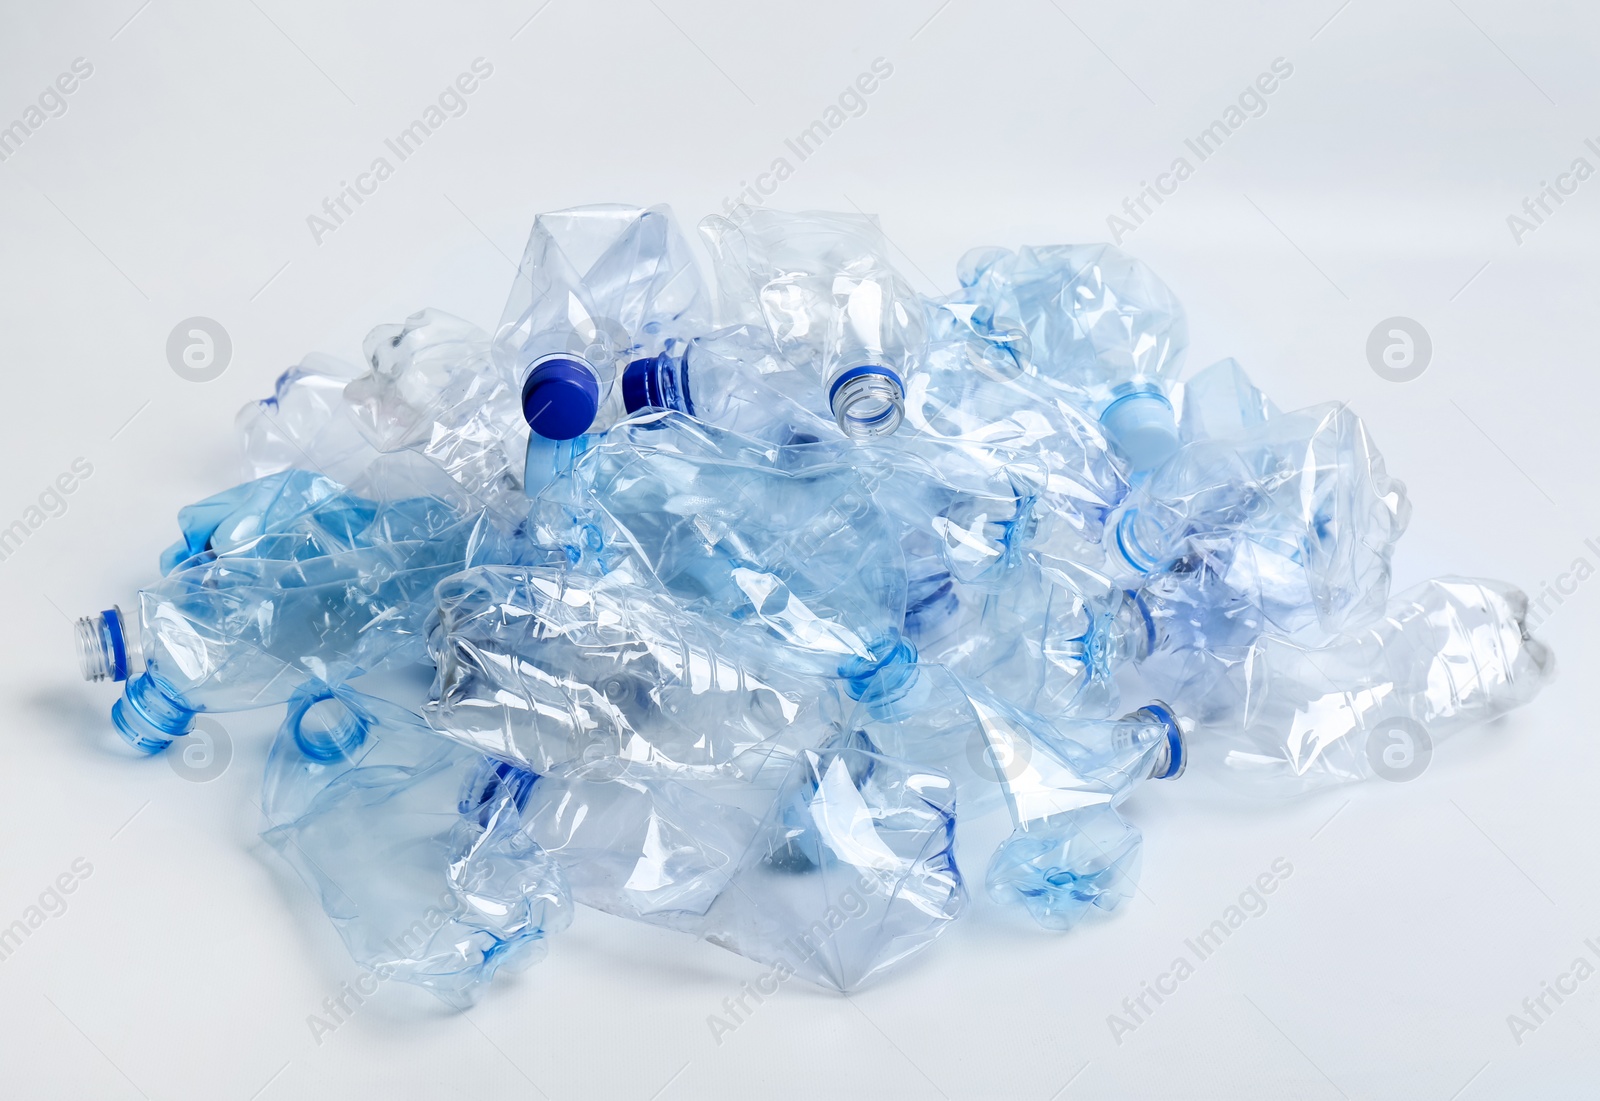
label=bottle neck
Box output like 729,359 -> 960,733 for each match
1121,702 -> 1186,780
1112,509 -> 1165,574
621,352 -> 692,416
76,605 -> 142,683
829,365 -> 905,439
288,687 -> 370,762
112,672 -> 195,754
1107,591 -> 1156,663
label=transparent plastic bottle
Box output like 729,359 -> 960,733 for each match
1210,577 -> 1556,795
617,324 -> 840,445
899,311 -> 1131,561
954,242 -> 1188,472
1108,402 -> 1410,635
850,668 -> 1184,931
521,413 -> 909,662
75,472 -> 482,753
240,309 -> 529,521
426,565 -> 860,778
907,554 -> 1150,720
495,204 -> 707,442
520,734 -> 964,992
700,208 -> 925,439
261,685 -> 571,1007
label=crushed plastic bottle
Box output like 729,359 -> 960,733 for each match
425,565 -> 876,777
617,323 -> 840,445
522,732 -> 964,991
700,209 -> 926,438
905,554 -> 1146,719
76,462 -> 484,752
848,666 -> 1183,930
520,412 -> 909,660
953,243 -> 1188,472
1109,402 -> 1410,636
261,684 -> 571,1007
240,310 -> 529,521
1208,577 -> 1555,794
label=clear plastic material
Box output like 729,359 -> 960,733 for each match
521,412 -> 909,662
262,685 -> 571,1007
618,324 -> 840,446
426,565 -> 848,777
848,667 -> 1182,930
496,205 -> 707,441
522,734 -> 964,991
1209,577 -> 1555,794
906,555 -> 1146,720
700,209 -> 925,438
1179,357 -> 1279,445
79,462 -> 484,753
239,310 -> 529,521
1110,402 -> 1410,636
901,311 -> 1131,561
953,243 -> 1188,471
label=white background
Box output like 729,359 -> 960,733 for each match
2,1 -> 1597,1097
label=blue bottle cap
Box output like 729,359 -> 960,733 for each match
621,355 -> 661,414
1099,388 -> 1179,473
521,356 -> 600,440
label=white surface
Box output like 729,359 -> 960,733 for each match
2,1 -> 1596,1097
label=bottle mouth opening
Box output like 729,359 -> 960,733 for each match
289,687 -> 369,762
1131,701 -> 1186,780
112,671 -> 195,754
829,366 -> 905,439
840,633 -> 919,703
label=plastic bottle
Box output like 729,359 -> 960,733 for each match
700,208 -> 925,439
75,471 -> 482,753
427,565 -> 832,777
261,684 -> 571,1007
954,243 -> 1188,472
617,324 -> 840,445
1108,402 -> 1409,635
1210,577 -> 1555,795
520,734 -> 964,992
899,311 -> 1131,562
849,667 -> 1184,931
495,204 -> 707,442
906,554 -> 1150,720
519,412 -> 909,661
240,309 -> 529,520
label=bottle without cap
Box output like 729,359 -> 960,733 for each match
953,242 -> 1189,473
699,208 -> 926,439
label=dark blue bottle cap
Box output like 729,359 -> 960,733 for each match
522,356 -> 600,440
621,355 -> 661,414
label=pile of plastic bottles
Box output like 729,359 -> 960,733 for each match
74,205 -> 1554,1005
